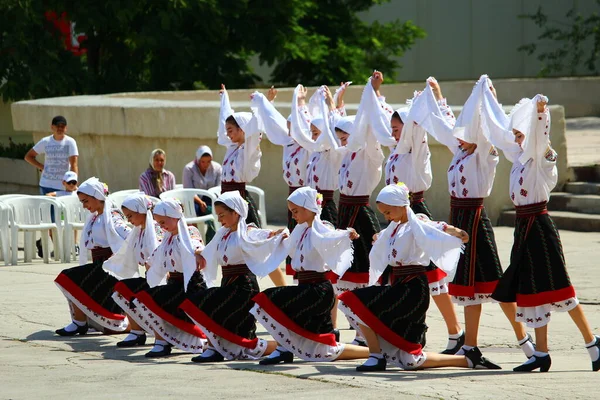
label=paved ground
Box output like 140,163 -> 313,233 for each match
566,117 -> 600,167
1,226 -> 599,400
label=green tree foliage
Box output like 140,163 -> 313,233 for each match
519,2 -> 600,77
1,0 -> 425,101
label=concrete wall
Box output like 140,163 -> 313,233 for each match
0,101 -> 32,145
11,92 -> 567,225
0,158 -> 39,195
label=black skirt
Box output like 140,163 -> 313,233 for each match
338,270 -> 429,352
337,196 -> 381,282
493,204 -> 575,306
180,269 -> 261,348
448,198 -> 502,297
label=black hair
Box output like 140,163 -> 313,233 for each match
391,111 -> 403,124
225,115 -> 240,128
214,201 -> 235,213
335,128 -> 349,135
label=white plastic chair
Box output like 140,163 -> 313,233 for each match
208,185 -> 267,227
159,189 -> 220,242
0,202 -> 11,265
3,196 -> 64,265
107,189 -> 142,209
57,195 -> 90,262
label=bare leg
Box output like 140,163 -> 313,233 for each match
268,268 -> 287,287
419,352 -> 469,369
358,323 -> 381,354
499,302 -> 527,341
568,304 -> 596,343
127,315 -> 143,332
338,344 -> 370,360
432,293 -> 461,335
464,304 -> 482,347
264,340 -> 278,356
71,302 -> 87,322
534,325 -> 549,353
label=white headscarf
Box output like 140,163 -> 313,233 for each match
369,184 -> 463,285
453,75 -> 490,143
146,199 -> 201,289
103,193 -> 160,280
200,191 -> 288,288
286,187 -> 354,277
508,94 -> 549,164
195,145 -> 213,160
217,88 -> 261,146
78,177 -> 126,265
334,116 -> 355,135
149,149 -> 166,169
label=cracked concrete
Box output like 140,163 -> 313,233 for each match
0,226 -> 599,399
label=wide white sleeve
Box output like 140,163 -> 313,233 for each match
289,87 -> 326,153
481,89 -> 521,163
250,92 -> 294,146
217,89 -> 234,146
242,115 -> 262,182
414,85 -> 459,154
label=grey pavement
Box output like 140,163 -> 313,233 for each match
1,226 -> 599,399
566,118 -> 600,167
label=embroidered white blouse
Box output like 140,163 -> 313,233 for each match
383,218 -> 449,267
147,226 -> 204,273
132,222 -> 165,265
83,210 -> 131,249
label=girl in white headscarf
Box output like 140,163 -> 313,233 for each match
360,73 -> 464,354
55,177 -> 132,336
481,87 -> 600,372
251,187 -> 370,365
129,199 -> 207,357
179,191 -> 289,363
338,183 -> 503,372
105,193 -> 164,348
419,75 -> 534,362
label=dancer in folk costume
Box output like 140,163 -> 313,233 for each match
361,71 -> 464,354
179,191 -> 289,363
289,83 -> 350,227
252,187 -> 369,365
106,193 -> 163,348
130,199 -> 208,357
481,86 -> 600,372
419,75 -> 534,360
218,84 -> 287,287
338,183 -> 501,371
251,86 -> 311,276
54,177 -> 131,336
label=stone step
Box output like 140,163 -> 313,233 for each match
548,192 -> 600,214
498,210 -> 600,232
569,165 -> 600,182
564,182 -> 600,195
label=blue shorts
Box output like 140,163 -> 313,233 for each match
39,186 -> 60,222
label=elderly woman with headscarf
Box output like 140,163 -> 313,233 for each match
359,73 -> 464,355
481,87 -> 600,373
338,183 -> 503,372
54,177 -> 132,336
103,193 -> 164,348
251,187 -> 370,365
179,191 -> 289,363
128,199 -> 208,357
420,75 -> 534,362
139,148 -> 176,197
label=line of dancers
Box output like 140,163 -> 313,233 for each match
53,72 -> 600,373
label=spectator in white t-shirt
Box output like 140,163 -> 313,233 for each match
25,115 -> 79,195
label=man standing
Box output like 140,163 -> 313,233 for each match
25,116 -> 79,194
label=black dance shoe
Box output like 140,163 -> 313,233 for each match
55,323 -> 88,337
465,347 -> 502,370
191,351 -> 225,363
440,331 -> 465,355
586,336 -> 600,372
145,343 -> 172,358
116,333 -> 147,348
332,329 -> 340,342
513,354 -> 551,372
351,338 -> 368,347
259,350 -> 294,365
356,356 -> 386,372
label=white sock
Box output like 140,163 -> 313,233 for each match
518,334 -> 536,358
586,336 -> 600,361
150,339 -> 168,353
123,330 -> 144,342
446,329 -> 464,350
456,344 -> 474,356
268,346 -> 288,358
63,319 -> 86,332
362,353 -> 383,366
201,348 -> 219,358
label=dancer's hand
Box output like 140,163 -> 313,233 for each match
372,71 -> 384,92
324,86 -> 335,109
428,78 -> 444,101
268,228 -> 287,239
267,86 -> 277,102
219,84 -> 226,95
195,253 -> 206,270
372,233 -> 380,244
537,96 -> 547,113
348,228 -> 360,240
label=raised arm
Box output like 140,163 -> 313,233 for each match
250,90 -> 294,146
217,85 -> 234,146
481,85 -> 521,163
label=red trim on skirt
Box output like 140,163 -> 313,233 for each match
337,271 -> 369,284
516,286 -> 577,307
425,267 -> 447,284
113,281 -> 137,302
134,291 -> 206,338
252,292 -> 338,346
179,299 -> 258,349
338,291 -> 422,355
55,273 -> 126,321
449,280 -> 498,297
